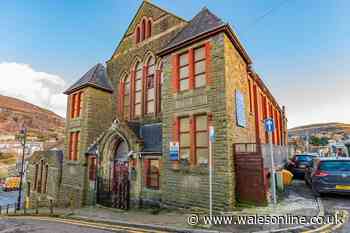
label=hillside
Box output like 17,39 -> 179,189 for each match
289,122 -> 350,137
0,95 -> 65,140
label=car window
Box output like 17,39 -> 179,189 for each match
296,155 -> 312,162
319,161 -> 350,171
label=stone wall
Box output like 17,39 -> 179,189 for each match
223,34 -> 257,208
61,86 -> 113,207
107,2 -> 186,122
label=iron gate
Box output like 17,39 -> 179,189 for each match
97,161 -> 130,209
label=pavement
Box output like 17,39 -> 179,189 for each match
320,193 -> 350,233
0,180 -> 348,233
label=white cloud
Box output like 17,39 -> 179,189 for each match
0,62 -> 67,117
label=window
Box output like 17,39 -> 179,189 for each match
70,91 -> 83,119
33,164 -> 38,191
123,75 -> 130,120
146,57 -> 155,114
89,157 -> 97,181
69,131 -> 80,161
194,46 -> 206,88
43,164 -> 48,193
134,63 -> 142,117
147,20 -> 152,38
38,160 -> 44,193
136,26 -> 140,43
141,19 -> 146,41
146,159 -> 160,189
179,52 -> 189,91
179,117 -> 190,160
195,115 -> 208,164
248,79 -> 253,112
159,63 -> 164,113
176,114 -> 209,165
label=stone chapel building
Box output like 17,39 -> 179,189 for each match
27,1 -> 288,211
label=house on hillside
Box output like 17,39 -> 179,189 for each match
26,1 -> 288,211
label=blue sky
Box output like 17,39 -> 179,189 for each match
0,0 -> 349,127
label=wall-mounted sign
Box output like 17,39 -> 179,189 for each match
264,118 -> 275,133
209,126 -> 216,142
235,90 -> 246,127
169,142 -> 179,161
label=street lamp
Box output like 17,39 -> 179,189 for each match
16,126 -> 27,210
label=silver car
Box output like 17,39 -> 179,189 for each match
305,157 -> 350,196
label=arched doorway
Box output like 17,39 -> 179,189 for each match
97,138 -> 130,209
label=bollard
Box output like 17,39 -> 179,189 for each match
6,204 -> 9,214
35,199 -> 39,215
0,205 -> 2,215
49,200 -> 53,215
23,199 -> 26,214
14,203 -> 17,214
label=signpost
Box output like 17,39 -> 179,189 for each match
208,126 -> 215,218
264,118 -> 276,205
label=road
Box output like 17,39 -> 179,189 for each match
321,194 -> 350,233
0,191 -> 18,206
0,216 -> 168,233
0,218 -> 115,233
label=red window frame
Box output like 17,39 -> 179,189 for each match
179,116 -> 190,160
123,75 -> 130,120
178,52 -> 190,91
146,159 -> 160,190
69,131 -> 80,161
134,63 -> 142,118
194,114 -> 208,165
248,78 -> 253,113
70,91 -> 83,119
193,46 -> 206,88
145,58 -> 155,114
89,157 -> 97,181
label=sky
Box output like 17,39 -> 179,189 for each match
0,0 -> 349,128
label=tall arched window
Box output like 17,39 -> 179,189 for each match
134,62 -> 142,117
159,62 -> 163,113
123,75 -> 130,120
147,20 -> 152,38
141,19 -> 146,41
146,57 -> 155,114
136,26 -> 140,44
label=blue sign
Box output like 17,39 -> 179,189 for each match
209,126 -> 216,142
264,118 -> 275,132
169,142 -> 179,161
235,90 -> 247,127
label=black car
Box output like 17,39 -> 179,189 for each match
305,157 -> 350,196
286,154 -> 314,178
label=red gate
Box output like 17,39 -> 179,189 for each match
233,143 -> 268,206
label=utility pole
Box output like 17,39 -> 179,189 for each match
17,126 -> 27,210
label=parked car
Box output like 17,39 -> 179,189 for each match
305,157 -> 350,196
286,154 -> 314,178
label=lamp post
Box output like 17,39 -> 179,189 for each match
17,126 -> 27,210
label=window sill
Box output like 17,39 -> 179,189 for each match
65,160 -> 81,165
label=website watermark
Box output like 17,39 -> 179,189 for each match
187,213 -> 345,226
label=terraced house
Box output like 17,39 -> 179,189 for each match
27,1 -> 288,211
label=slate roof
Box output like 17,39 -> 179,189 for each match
160,7 -> 226,54
64,63 -> 113,95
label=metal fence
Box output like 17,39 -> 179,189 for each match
262,145 -> 295,169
